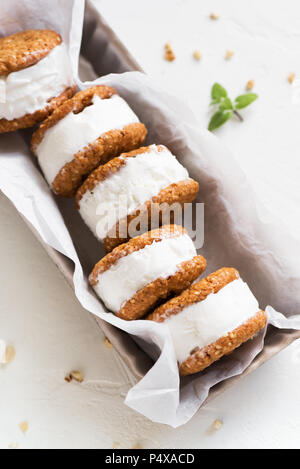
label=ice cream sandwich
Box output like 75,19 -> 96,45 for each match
76,144 -> 199,252
147,267 -> 267,375
0,30 -> 75,133
31,86 -> 147,196
89,225 -> 207,320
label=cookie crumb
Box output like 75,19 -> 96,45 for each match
19,421 -> 29,434
193,50 -> 202,61
132,444 -> 141,449
225,50 -> 234,60
246,80 -> 254,91
112,442 -> 120,449
288,72 -> 296,84
210,12 -> 219,20
213,419 -> 223,430
164,42 -> 175,62
65,370 -> 84,383
104,338 -> 113,349
4,345 -> 16,364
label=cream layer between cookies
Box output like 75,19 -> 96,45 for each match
36,94 -> 140,185
0,43 -> 73,120
93,233 -> 197,313
164,278 -> 260,364
78,145 -> 189,241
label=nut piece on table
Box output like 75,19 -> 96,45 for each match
288,73 -> 296,84
0,344 -> 16,364
225,50 -> 235,60
64,370 -> 84,383
246,80 -> 254,91
164,42 -> 176,62
193,50 -> 202,61
8,442 -> 19,449
19,421 -> 29,434
104,337 -> 113,349
213,419 -> 223,430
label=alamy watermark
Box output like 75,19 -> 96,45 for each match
95,198 -> 205,249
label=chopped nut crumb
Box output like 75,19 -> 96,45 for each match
225,50 -> 234,60
210,12 -> 219,20
71,370 -> 84,383
213,419 -> 223,430
4,345 -> 15,364
288,72 -> 296,84
193,50 -> 202,61
164,42 -> 175,62
104,337 -> 113,349
8,442 -> 19,449
246,80 -> 254,91
0,340 -> 6,363
19,421 -> 29,434
65,370 -> 84,383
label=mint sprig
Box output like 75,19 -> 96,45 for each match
234,93 -> 258,109
208,83 -> 258,131
209,110 -> 232,130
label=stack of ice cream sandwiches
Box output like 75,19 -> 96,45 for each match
0,29 -> 267,376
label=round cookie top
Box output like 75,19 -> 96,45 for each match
0,29 -> 62,76
31,85 -> 118,152
75,145 -> 166,207
89,224 -> 188,284
147,267 -> 240,322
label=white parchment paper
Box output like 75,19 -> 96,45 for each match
0,0 -> 300,427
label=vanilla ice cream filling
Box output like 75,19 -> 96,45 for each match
79,145 -> 189,240
36,94 -> 140,185
94,233 -> 197,313
0,43 -> 74,120
164,278 -> 260,364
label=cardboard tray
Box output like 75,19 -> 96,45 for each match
3,0 -> 300,405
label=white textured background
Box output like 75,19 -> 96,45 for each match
1,0 -> 300,449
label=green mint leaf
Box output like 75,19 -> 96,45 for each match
234,93 -> 258,109
211,83 -> 228,101
208,110 -> 232,131
219,97 -> 233,111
